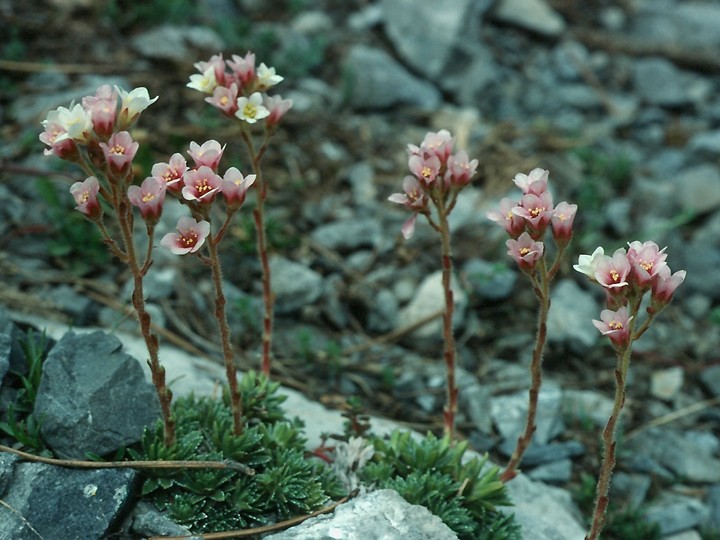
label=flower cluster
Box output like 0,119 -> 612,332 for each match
154,139 -> 256,254
40,85 -> 157,162
388,129 -> 478,238
187,52 -> 292,127
574,241 -> 686,347
487,168 -> 577,272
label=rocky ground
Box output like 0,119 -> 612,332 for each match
1,0 -> 720,538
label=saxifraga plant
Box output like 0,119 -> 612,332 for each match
360,430 -> 520,540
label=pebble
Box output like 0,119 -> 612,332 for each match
650,366 -> 685,401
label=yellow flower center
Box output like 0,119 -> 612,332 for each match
608,321 -> 623,330
196,178 -> 211,193
243,103 -> 257,118
519,247 -> 530,256
421,166 -> 433,179
610,270 -> 620,282
180,231 -> 198,246
80,191 -> 90,203
110,144 -> 125,155
640,260 -> 653,272
142,193 -> 155,203
529,207 -> 543,218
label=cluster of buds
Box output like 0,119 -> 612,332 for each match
487,168 -> 577,272
574,241 -> 686,347
388,129 -> 478,238
187,52 -> 292,127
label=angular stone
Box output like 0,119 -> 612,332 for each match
547,279 -> 600,351
34,331 -> 161,459
492,0 -> 566,36
527,458 -> 572,485
343,45 -> 441,111
265,489 -> 458,539
0,461 -> 137,540
311,218 -> 383,252
644,494 -> 710,536
462,259 -> 517,301
674,164 -> 720,214
382,0 -> 476,77
270,255 -> 324,315
633,57 -> 711,108
650,366 -> 684,401
701,365 -> 720,397
397,270 -> 467,340
491,381 -> 564,445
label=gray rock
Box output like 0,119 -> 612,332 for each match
311,218 -> 383,252
346,162 -> 377,207
366,288 -> 399,333
265,489 -> 459,539
633,3 -> 720,49
527,458 -> 573,485
492,0 -> 566,36
0,461 -> 137,540
129,501 -> 193,537
610,472 -> 652,508
491,381 -> 564,445
0,453 -> 19,494
680,211 -> 720,298
0,333 -> 10,387
45,284 -> 95,325
547,279 -> 600,351
0,309 -> 28,374
650,366 -> 684,401
131,25 -> 224,62
626,428 -> 720,484
561,389 -> 615,428
381,0 -> 475,78
688,130 -> 720,160
503,473 -> 586,539
343,45 -> 441,110
34,331 -> 161,459
439,43 -> 500,106
497,440 -> 585,467
459,382 -> 493,434
633,57 -> 711,108
700,365 -> 720,397
644,493 -> 710,536
397,270 -> 467,340
674,164 -> 720,214
707,484 -> 720,534
462,259 -> 517,301
270,255 -> 324,315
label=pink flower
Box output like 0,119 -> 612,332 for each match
445,150 -> 478,187
227,52 -> 256,89
82,85 -> 117,139
263,94 -> 293,127
512,191 -> 554,235
42,104 -> 93,144
99,131 -> 139,173
593,306 -> 633,347
487,197 -> 525,238
70,177 -> 102,220
408,153 -> 441,186
128,177 -> 166,225
626,240 -> 668,288
161,216 -> 210,255
388,176 -> 430,239
512,168 -> 549,195
652,266 -> 686,305
205,83 -> 239,116
182,166 -> 222,203
221,167 -> 256,207
187,140 -> 226,171
39,121 -> 78,160
506,232 -> 544,271
193,54 -> 227,89
551,201 -> 577,243
235,92 -> 270,124
594,248 -> 632,290
418,129 -> 454,162
151,153 -> 187,194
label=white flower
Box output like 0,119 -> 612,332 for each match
235,92 -> 270,124
573,246 -> 605,279
187,66 -> 218,94
44,103 -> 93,143
116,87 -> 158,122
332,437 -> 375,491
256,63 -> 283,88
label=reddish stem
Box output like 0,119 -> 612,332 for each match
501,261 -> 550,482
207,230 -> 244,435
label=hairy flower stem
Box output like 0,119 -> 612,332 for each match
586,309 -> 637,539
116,196 -> 175,447
501,259 -> 550,482
241,130 -> 273,377
437,200 -> 458,441
206,229 -> 244,436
